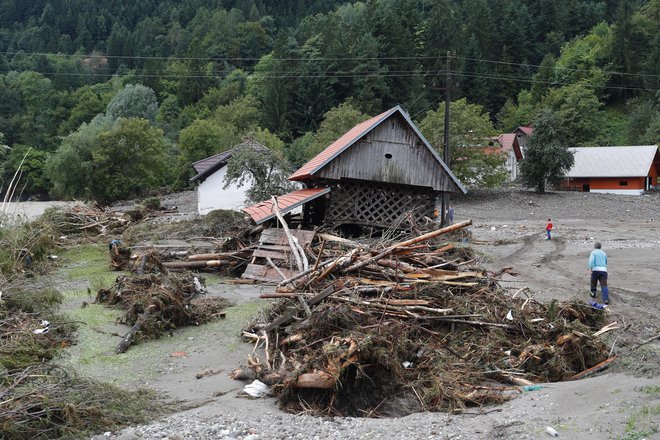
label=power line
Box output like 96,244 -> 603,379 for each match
3,50 -> 659,80
454,55 -> 660,79
0,68 -> 448,79
2,65 -> 655,93
452,70 -> 657,93
0,51 -> 445,62
411,93 -> 445,120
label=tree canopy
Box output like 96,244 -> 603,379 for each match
520,109 -> 575,193
0,0 -> 657,202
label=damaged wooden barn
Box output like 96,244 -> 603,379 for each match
242,105 -> 466,231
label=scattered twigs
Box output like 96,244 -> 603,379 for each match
344,220 -> 472,274
632,333 -> 660,350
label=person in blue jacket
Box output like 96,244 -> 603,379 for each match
588,242 -> 609,305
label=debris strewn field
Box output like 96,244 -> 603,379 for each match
4,188 -> 659,440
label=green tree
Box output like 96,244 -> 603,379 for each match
419,98 -> 506,187
1,144 -> 50,197
177,119 -> 238,184
305,102 -> 367,160
497,90 -> 539,132
106,84 -> 159,123
223,143 -> 295,204
544,83 -> 604,146
59,85 -> 107,135
90,118 -> 168,204
46,114 -> 116,200
520,109 -> 574,193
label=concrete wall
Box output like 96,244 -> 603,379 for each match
197,166 -> 250,215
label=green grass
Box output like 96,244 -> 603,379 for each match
622,404 -> 660,440
58,243 -> 116,280
639,385 -> 660,395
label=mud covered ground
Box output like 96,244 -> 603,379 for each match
16,188 -> 659,439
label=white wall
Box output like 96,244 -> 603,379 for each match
197,166 -> 250,215
507,150 -> 518,181
590,189 -> 645,195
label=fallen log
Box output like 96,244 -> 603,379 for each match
116,305 -> 155,353
271,196 -> 306,272
569,356 -> 618,380
162,260 -> 230,269
293,370 -> 336,389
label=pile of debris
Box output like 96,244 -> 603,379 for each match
40,200 -> 177,239
95,267 -> 230,353
0,364 -> 169,439
232,220 -> 612,416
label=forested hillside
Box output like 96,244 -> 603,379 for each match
0,0 -> 658,202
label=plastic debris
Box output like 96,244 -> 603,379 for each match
522,385 -> 544,391
505,309 -> 514,321
33,320 -> 50,334
545,426 -> 559,437
243,380 -> 270,398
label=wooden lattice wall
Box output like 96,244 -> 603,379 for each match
324,180 -> 436,228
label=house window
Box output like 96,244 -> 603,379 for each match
619,181 -> 628,186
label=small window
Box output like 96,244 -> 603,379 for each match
619,181 -> 628,186
384,153 -> 393,159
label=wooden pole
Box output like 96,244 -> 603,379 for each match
442,50 -> 452,226
270,196 -> 305,272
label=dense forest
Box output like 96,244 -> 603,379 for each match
0,0 -> 658,202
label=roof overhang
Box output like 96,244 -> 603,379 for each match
242,187 -> 331,225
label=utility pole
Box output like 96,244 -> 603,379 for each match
441,51 -> 451,226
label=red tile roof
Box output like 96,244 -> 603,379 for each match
518,125 -> 534,136
289,107 -> 398,181
497,133 -> 515,152
242,188 -> 331,225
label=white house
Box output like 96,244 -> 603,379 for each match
190,139 -> 267,215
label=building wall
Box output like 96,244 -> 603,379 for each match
562,177 -> 646,195
197,166 -> 250,215
315,114 -> 458,192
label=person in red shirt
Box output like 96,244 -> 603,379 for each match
546,218 -> 553,240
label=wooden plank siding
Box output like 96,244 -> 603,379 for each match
315,114 -> 459,192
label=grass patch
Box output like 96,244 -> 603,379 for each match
639,385 -> 660,395
58,243 -> 112,281
623,404 -> 660,440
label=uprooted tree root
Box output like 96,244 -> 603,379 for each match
0,364 -> 173,440
95,271 -> 230,352
240,286 -> 609,416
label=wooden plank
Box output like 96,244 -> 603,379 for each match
242,263 -> 296,282
252,249 -> 289,259
254,244 -> 292,252
260,228 -> 316,246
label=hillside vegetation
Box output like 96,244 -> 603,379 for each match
0,0 -> 658,201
